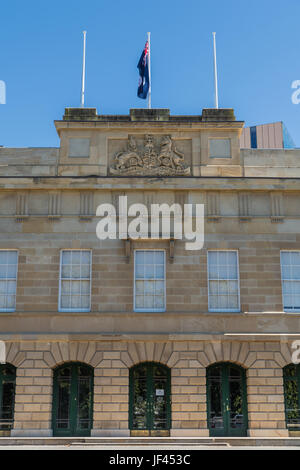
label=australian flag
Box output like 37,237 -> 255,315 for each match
137,41 -> 149,99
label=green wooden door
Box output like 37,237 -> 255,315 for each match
207,363 -> 248,437
129,362 -> 171,435
283,364 -> 300,430
0,364 -> 16,431
52,363 -> 93,437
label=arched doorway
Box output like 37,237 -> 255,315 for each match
52,362 -> 93,437
207,362 -> 248,437
0,364 -> 16,432
129,362 -> 171,436
283,364 -> 300,431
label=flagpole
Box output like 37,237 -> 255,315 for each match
80,31 -> 87,108
212,32 -> 219,109
147,31 -> 151,109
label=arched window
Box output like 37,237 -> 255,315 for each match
0,364 -> 16,431
52,362 -> 93,437
207,362 -> 248,437
129,362 -> 171,436
283,364 -> 300,430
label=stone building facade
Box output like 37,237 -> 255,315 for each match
0,107 -> 299,438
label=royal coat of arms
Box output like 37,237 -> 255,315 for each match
110,135 -> 191,176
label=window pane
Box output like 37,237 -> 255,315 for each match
80,296 -> 90,309
61,295 -> 71,308
144,252 -> 154,264
136,281 -> 144,294
218,265 -> 227,280
136,252 -> 144,265
208,251 -> 218,264
71,251 -> 81,264
134,251 -> 165,311
5,296 -> 15,309
281,252 -> 300,311
71,296 -> 81,308
0,296 -> 6,308
71,265 -> 81,279
218,252 -> 228,264
81,281 -> 90,295
292,252 -> 300,264
144,281 -> 154,294
61,281 -> 70,294
218,280 -> 228,294
282,264 -> 292,280
209,281 -> 218,295
81,251 -> 91,264
228,280 -> 238,294
6,265 -> 17,279
208,264 -> 218,279
0,252 -> 17,311
60,250 -> 91,311
283,294 -> 294,309
144,296 -> 154,308
61,264 -> 71,278
145,264 -> 155,279
6,281 -> 16,295
6,252 -> 18,264
135,296 -> 144,308
294,295 -> 300,309
208,251 -> 239,311
219,295 -> 229,309
209,295 -> 218,310
228,263 -> 238,279
155,280 -> 164,295
0,253 -> 7,264
71,281 -> 80,294
292,265 -> 300,280
135,264 -> 144,279
155,251 -> 164,264
228,296 -> 239,309
155,296 -> 164,308
81,265 -> 90,279
62,251 -> 71,265
155,264 -> 164,279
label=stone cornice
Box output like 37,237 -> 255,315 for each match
0,176 -> 299,190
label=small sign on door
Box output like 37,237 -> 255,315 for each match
156,389 -> 164,396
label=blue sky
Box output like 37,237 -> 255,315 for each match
0,0 -> 300,147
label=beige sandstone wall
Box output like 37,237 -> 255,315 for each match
6,340 -> 293,437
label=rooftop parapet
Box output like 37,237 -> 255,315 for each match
61,107 -> 237,123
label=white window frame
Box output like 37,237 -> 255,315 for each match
0,250 -> 18,313
134,249 -> 166,313
58,249 -> 92,313
207,250 -> 240,313
280,250 -> 300,313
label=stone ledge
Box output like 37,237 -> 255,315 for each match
170,429 -> 209,437
10,429 -> 53,437
130,108 -> 170,122
247,429 -> 289,437
91,429 -> 130,437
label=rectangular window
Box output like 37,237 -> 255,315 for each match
134,250 -> 166,312
280,251 -> 300,312
207,251 -> 240,312
209,138 -> 231,158
0,251 -> 18,312
59,250 -> 92,312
